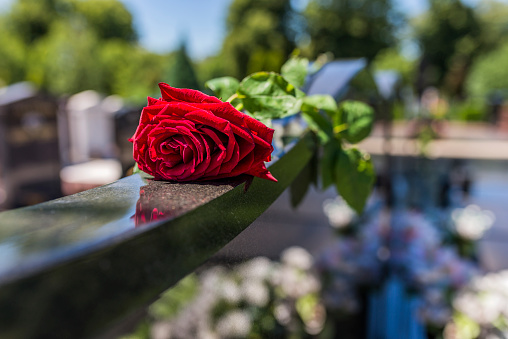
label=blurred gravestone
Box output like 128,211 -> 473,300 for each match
114,107 -> 142,173
62,91 -> 124,195
0,82 -> 61,210
305,59 -> 368,99
66,91 -> 123,163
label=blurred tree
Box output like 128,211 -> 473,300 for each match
414,0 -> 484,98
215,0 -> 296,79
25,20 -> 104,95
0,0 -> 162,101
5,0 -> 73,43
303,0 -> 403,62
372,48 -> 416,85
163,43 -> 201,90
99,41 -> 165,104
476,0 -> 508,49
74,0 -> 136,42
0,19 -> 27,85
466,40 -> 508,99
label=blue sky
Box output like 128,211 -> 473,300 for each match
0,0 -> 496,60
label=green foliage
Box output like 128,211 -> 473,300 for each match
99,41 -> 165,104
74,0 -> 136,41
300,95 -> 337,144
213,0 -> 295,79
281,56 -> 309,88
415,0 -> 485,97
206,55 -> 376,213
0,20 -> 27,84
6,0 -> 73,43
304,0 -> 403,61
447,99 -> 487,122
320,139 -> 340,190
466,39 -> 508,99
334,148 -> 375,214
0,0 -> 163,102
237,72 -> 305,119
26,20 -> 104,94
204,54 -> 376,211
163,43 -> 201,90
336,101 -> 374,144
372,48 -> 416,85
205,77 -> 240,101
302,95 -> 338,116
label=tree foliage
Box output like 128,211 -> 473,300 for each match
163,43 -> 201,90
215,0 -> 296,79
0,0 -> 163,103
414,0 -> 485,98
466,39 -> 508,99
74,0 -> 137,42
304,0 -> 403,62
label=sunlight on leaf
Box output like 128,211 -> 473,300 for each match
337,101 -> 374,144
205,76 -> 240,101
237,72 -> 304,119
281,56 -> 309,88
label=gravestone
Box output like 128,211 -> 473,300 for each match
114,107 -> 142,172
0,82 -> 61,210
65,91 -> 123,164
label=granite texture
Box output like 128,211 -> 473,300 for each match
0,132 -> 316,338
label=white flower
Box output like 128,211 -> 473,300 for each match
238,256 -> 272,281
219,278 -> 241,304
281,247 -> 314,270
323,197 -> 356,229
241,280 -> 269,307
452,204 -> 495,240
215,310 -> 252,338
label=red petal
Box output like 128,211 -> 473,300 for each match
159,83 -> 222,104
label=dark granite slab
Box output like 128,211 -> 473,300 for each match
0,132 -> 316,338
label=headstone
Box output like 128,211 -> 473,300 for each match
114,107 -> 142,172
0,82 -> 61,210
305,59 -> 367,99
66,91 -> 123,163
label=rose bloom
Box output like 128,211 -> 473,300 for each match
130,83 -> 276,182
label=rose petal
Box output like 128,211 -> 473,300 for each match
159,83 -> 222,104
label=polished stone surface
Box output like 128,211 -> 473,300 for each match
0,132 -> 316,338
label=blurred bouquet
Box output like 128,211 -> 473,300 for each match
444,270 -> 508,339
320,202 -> 481,332
142,247 -> 324,339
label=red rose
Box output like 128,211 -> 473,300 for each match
130,83 -> 276,182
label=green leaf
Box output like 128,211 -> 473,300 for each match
133,163 -> 154,179
334,148 -> 375,214
281,56 -> 309,88
337,101 -> 374,144
237,72 -> 305,119
302,95 -> 338,115
320,139 -> 340,189
205,76 -> 240,101
300,95 -> 337,144
301,109 -> 333,144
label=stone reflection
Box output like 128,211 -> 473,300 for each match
134,177 -> 250,227
134,187 -> 170,227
